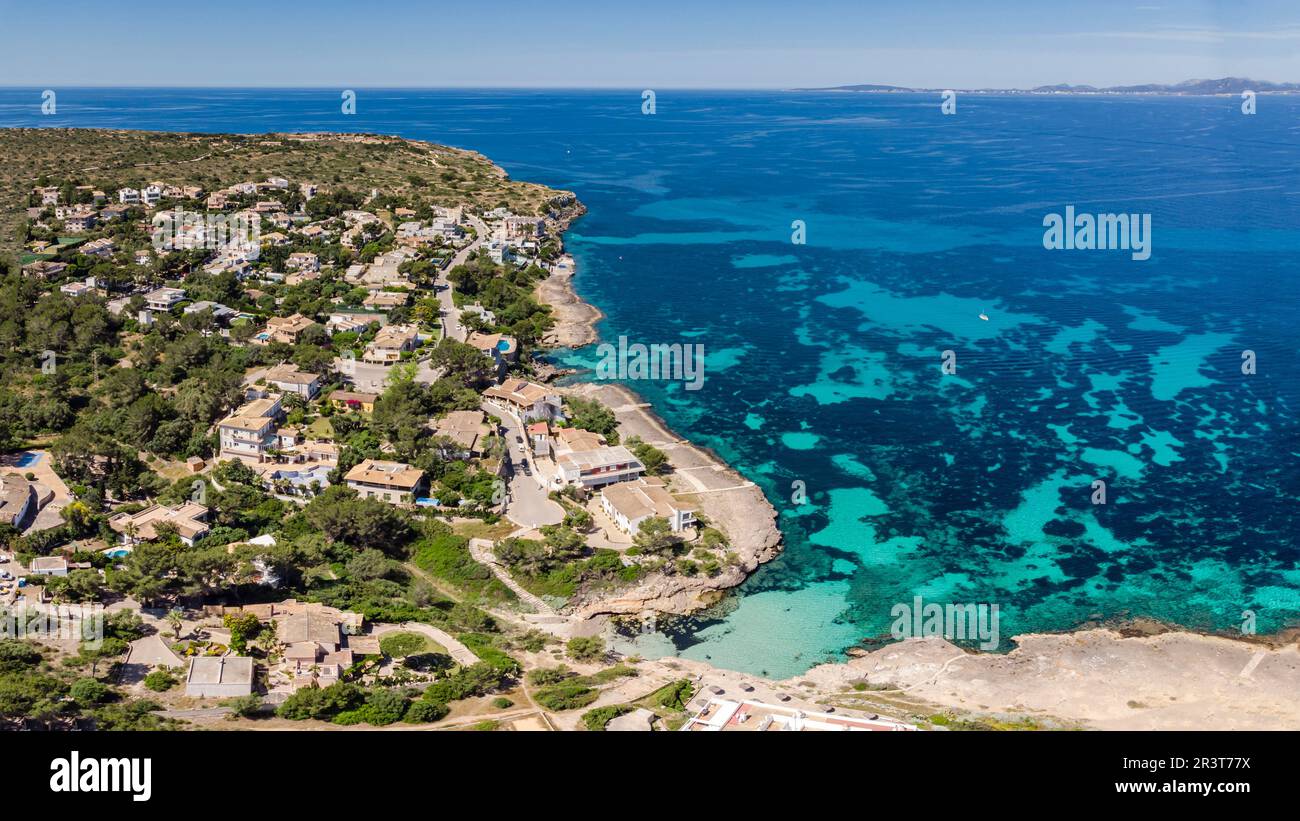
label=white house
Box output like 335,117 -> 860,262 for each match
264,364 -> 321,399
601,479 -> 697,534
145,287 -> 186,311
118,187 -> 140,204
554,445 -> 644,490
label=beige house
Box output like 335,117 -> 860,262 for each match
109,502 -> 210,546
0,473 -> 35,527
275,606 -> 373,691
344,459 -> 425,504
362,290 -> 410,311
430,409 -> 490,457
262,313 -> 318,345
286,251 -> 319,272
362,324 -> 419,365
217,396 -> 282,463
145,286 -> 186,312
483,378 -> 561,422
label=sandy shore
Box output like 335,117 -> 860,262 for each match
536,267 -> 602,348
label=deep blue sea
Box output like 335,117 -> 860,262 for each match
3,88 -> 1297,677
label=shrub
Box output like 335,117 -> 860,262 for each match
526,666 -> 572,687
224,694 -> 263,718
277,682 -> 363,721
491,696 -> 514,709
422,662 -> 509,706
143,668 -> 178,692
70,677 -> 111,704
359,689 -> 410,726
404,700 -> 449,724
533,683 -> 598,712
582,704 -> 633,731
403,652 -> 454,674
650,679 -> 695,711
566,635 -> 605,663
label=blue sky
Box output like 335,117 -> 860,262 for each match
2,0 -> 1298,88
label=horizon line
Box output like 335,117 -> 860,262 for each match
0,77 -> 1294,93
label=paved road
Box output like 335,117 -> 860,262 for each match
484,400 -> 564,529
437,216 -> 489,342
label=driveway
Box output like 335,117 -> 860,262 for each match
119,634 -> 184,686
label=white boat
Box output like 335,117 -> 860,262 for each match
979,310 -> 989,321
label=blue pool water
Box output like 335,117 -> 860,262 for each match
3,88 -> 1297,677
14,452 -> 40,468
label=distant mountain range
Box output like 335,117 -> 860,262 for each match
797,78 -> 1300,95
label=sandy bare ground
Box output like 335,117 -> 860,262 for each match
799,629 -> 1300,730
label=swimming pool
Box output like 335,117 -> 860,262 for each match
13,452 -> 40,468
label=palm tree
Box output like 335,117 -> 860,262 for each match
165,608 -> 185,641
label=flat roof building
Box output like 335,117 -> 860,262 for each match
186,656 -> 255,699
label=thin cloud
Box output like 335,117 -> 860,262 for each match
1070,26 -> 1300,44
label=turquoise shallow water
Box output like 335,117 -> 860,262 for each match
4,88 -> 1297,678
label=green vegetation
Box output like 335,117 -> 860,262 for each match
379,631 -> 433,658
446,251 -> 554,350
581,704 -> 634,731
0,638 -> 177,730
143,668 -> 179,692
1,129 -> 567,257
624,436 -> 668,475
495,535 -> 643,601
533,682 -> 598,712
410,522 -> 515,606
566,635 -> 606,663
561,396 -> 619,442
647,679 -> 696,712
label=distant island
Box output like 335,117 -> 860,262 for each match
796,77 -> 1300,95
